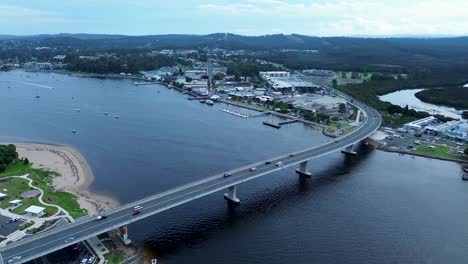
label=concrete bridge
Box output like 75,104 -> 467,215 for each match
0,99 -> 381,264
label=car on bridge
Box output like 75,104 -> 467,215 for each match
132,210 -> 141,215
134,205 -> 143,210
250,167 -> 257,171
96,215 -> 107,221
223,173 -> 232,178
275,161 -> 282,166
265,161 -> 271,165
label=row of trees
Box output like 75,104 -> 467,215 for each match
0,144 -> 18,172
64,54 -> 178,74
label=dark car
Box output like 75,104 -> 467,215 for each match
132,210 -> 141,216
265,161 -> 271,165
223,173 -> 232,178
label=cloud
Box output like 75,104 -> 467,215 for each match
198,0 -> 468,36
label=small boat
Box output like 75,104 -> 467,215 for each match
151,259 -> 158,264
35,95 -> 40,99
72,130 -> 77,133
463,174 -> 468,181
205,100 -> 214,105
75,108 -> 81,112
104,112 -> 108,116
114,115 -> 120,119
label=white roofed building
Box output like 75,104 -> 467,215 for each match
25,205 -> 45,217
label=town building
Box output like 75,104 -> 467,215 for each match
260,71 -> 290,79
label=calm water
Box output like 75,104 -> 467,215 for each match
1,71 -> 467,263
379,89 -> 465,119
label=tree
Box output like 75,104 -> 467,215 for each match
465,147 -> 468,155
185,77 -> 193,83
332,79 -> 338,89
462,111 -> 468,120
338,103 -> 346,113
24,158 -> 29,165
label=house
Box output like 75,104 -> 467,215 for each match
0,193 -> 6,200
25,205 -> 45,217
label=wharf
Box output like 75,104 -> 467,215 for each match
263,121 -> 281,129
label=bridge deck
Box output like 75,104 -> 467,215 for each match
0,100 -> 381,264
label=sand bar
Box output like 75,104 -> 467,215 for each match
1,142 -> 120,215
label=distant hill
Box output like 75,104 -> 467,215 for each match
2,33 -> 468,73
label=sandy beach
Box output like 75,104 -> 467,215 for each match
3,143 -> 120,215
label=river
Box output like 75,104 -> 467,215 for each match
1,71 -> 467,263
379,88 -> 465,119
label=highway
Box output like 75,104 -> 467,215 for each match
0,99 -> 381,264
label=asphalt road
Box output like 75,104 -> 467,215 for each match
0,101 -> 381,264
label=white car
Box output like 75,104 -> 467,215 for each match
133,206 -> 143,210
275,161 -> 283,166
88,256 -> 96,263
8,256 -> 21,263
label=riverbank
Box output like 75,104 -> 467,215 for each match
380,146 -> 468,164
2,143 -> 119,215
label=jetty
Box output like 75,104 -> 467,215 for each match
220,108 -> 249,118
262,121 -> 281,128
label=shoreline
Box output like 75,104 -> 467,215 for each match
379,146 -> 468,164
1,142 -> 120,216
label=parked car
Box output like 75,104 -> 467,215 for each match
88,256 -> 96,263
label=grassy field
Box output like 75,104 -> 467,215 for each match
326,122 -> 355,135
0,159 -> 87,218
104,251 -> 125,264
413,142 -> 467,161
0,177 -> 58,216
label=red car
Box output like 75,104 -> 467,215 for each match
132,210 -> 141,216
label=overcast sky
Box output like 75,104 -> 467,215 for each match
1,0 -> 467,36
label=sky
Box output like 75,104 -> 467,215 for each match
1,0 -> 467,36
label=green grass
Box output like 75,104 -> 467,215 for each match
0,160 -> 31,178
0,177 -> 57,216
326,122 -> 355,135
104,251 -> 126,264
413,142 -> 467,161
226,99 -> 267,111
0,159 -> 87,218
19,221 -> 34,231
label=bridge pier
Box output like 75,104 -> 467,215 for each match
117,225 -> 132,245
224,186 -> 240,203
296,161 -> 311,177
341,144 -> 357,155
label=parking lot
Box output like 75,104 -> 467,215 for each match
0,214 -> 22,237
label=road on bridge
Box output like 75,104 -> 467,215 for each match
0,99 -> 381,264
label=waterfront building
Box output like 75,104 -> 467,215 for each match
424,121 -> 468,142
23,62 -> 53,70
403,116 -> 438,131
